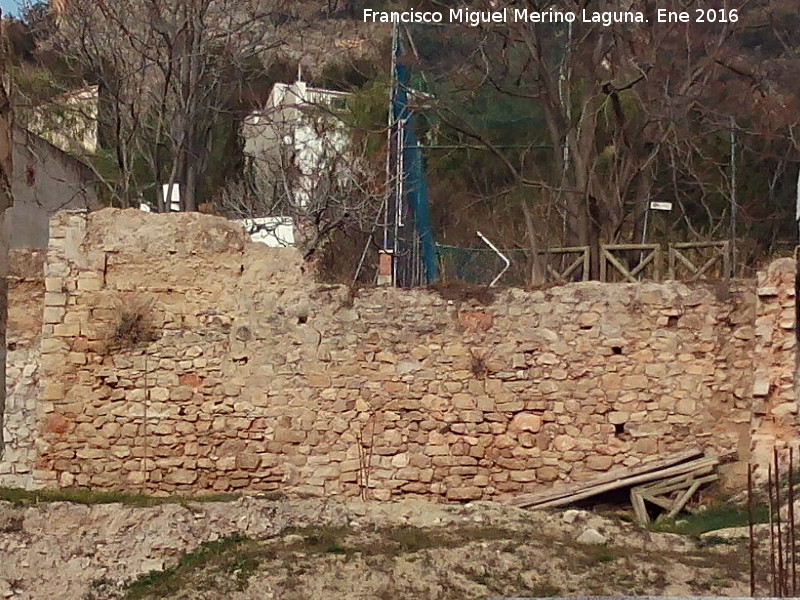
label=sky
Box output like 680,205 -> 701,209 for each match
0,0 -> 20,18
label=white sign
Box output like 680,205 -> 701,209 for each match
161,184 -> 181,212
650,201 -> 673,211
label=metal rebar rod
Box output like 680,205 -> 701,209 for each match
791,447 -> 797,595
770,462 -> 778,597
749,463 -> 756,597
775,448 -> 785,596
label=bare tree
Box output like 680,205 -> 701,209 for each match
421,0 -> 794,279
219,92 -> 386,262
38,0 -> 286,210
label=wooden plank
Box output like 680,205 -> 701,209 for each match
641,493 -> 676,511
631,490 -> 649,525
637,474 -> 694,495
667,480 -> 703,519
722,241 -> 731,277
560,254 -> 585,280
668,246 -> 676,279
642,474 -> 718,519
515,455 -> 717,509
600,248 -> 608,282
506,449 -> 703,508
636,467 -> 715,495
654,246 -> 662,281
642,467 -> 715,491
525,457 -> 718,510
546,263 -> 564,282
642,474 -> 717,508
629,249 -> 656,279
672,241 -> 728,250
581,248 -> 590,281
603,243 -> 660,251
534,246 -> 590,255
604,250 -> 638,283
672,247 -> 699,274
689,253 -> 723,281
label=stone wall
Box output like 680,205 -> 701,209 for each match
17,208 -> 780,500
0,250 -> 45,487
750,258 -> 798,469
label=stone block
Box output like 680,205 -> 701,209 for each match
45,292 -> 67,307
273,428 -> 305,444
509,413 -> 541,434
307,374 -> 331,388
608,411 -> 629,425
446,486 -> 482,501
586,455 -> 614,471
509,470 -> 538,482
236,454 -> 261,470
165,469 -> 198,485
43,307 -> 66,324
753,377 -> 770,398
77,276 -> 103,292
537,466 -> 559,481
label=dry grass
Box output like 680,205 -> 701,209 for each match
108,297 -> 159,350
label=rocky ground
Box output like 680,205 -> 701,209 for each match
0,495 -> 773,600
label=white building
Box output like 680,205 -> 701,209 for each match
241,79 -> 351,211
27,85 -> 99,157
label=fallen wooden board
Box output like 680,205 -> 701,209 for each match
511,454 -> 718,510
531,457 -> 719,510
507,449 -> 703,508
633,466 -> 716,496
667,480 -> 703,519
634,474 -> 718,522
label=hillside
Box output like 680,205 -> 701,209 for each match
10,0 -> 800,283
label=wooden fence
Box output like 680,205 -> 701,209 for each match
436,241 -> 732,286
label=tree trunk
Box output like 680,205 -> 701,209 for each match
521,199 -> 546,285
184,153 -> 198,212
630,153 -> 655,245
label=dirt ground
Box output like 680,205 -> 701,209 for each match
0,496 -> 771,600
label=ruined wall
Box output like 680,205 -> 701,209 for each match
22,208 -> 771,499
750,258 -> 798,469
0,250 -> 45,487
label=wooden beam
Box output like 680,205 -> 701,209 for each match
641,493 -> 676,512
513,455 -> 718,509
631,489 -> 649,525
636,467 -> 715,496
507,449 -> 703,508
667,480 -> 703,519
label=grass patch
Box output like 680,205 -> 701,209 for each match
283,524 -> 519,558
126,534 -> 254,599
285,525 -> 356,556
649,502 -> 770,537
0,486 -> 239,508
121,523 -> 529,597
108,296 -> 159,351
575,543 -> 625,566
385,526 -> 447,554
700,535 -> 739,547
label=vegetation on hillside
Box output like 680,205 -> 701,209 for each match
7,0 -> 800,281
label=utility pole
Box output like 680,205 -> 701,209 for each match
0,10 -> 13,456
